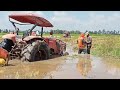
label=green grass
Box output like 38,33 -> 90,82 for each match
91,35 -> 120,59
0,33 -> 7,38
0,33 -> 120,59
44,33 -> 120,59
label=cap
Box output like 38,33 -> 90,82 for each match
85,32 -> 89,35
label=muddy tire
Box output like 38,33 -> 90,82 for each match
21,41 -> 50,62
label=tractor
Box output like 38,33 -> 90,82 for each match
63,31 -> 71,38
0,14 -> 67,62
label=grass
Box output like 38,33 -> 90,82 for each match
91,35 -> 120,59
0,33 -> 6,38
44,33 -> 120,59
0,33 -> 120,59
55,33 -> 120,59
59,34 -> 120,59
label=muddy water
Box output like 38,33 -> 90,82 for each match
0,56 -> 69,79
1,42 -> 120,79
43,43 -> 120,79
43,54 -> 120,79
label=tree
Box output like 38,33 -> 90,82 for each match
94,31 -> 97,34
117,31 -> 120,34
102,29 -> 106,34
98,30 -> 102,34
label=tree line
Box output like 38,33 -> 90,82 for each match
0,29 -> 120,35
49,29 -> 120,35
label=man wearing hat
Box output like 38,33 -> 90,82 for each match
85,32 -> 92,54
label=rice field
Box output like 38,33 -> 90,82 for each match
53,33 -> 120,59
0,33 -> 120,79
0,33 -> 120,59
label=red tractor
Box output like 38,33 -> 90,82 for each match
0,14 -> 67,62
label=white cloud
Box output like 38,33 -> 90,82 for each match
50,11 -> 120,32
51,11 -> 81,31
10,11 -> 45,17
81,12 -> 120,31
54,11 -> 67,17
1,11 -> 120,32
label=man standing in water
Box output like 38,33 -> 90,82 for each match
85,32 -> 92,54
77,33 -> 87,54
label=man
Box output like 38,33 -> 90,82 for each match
49,30 -> 54,38
36,30 -> 40,36
77,33 -> 87,54
85,32 -> 92,54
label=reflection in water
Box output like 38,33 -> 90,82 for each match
102,58 -> 120,76
77,54 -> 92,78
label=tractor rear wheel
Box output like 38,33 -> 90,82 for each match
21,41 -> 50,62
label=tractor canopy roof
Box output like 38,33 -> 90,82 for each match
9,14 -> 53,27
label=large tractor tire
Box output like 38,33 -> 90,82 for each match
21,41 -> 50,62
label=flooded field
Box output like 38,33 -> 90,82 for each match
43,53 -> 120,79
1,11 -> 120,79
0,40 -> 120,79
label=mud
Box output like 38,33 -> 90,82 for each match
43,43 -> 120,79
0,56 -> 67,79
43,54 -> 120,79
1,39 -> 120,79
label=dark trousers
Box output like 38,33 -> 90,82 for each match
87,46 -> 91,54
78,48 -> 86,54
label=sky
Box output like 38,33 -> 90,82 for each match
1,11 -> 120,32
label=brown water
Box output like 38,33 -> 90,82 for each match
43,54 -> 120,79
43,43 -> 120,79
0,42 -> 120,79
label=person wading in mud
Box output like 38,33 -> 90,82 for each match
77,33 -> 87,54
85,32 -> 92,54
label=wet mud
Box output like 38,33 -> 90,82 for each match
0,40 -> 120,79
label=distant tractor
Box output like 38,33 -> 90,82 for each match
63,31 -> 71,38
0,14 -> 67,63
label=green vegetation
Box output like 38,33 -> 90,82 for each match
60,33 -> 120,59
0,32 -> 120,59
0,33 -> 7,38
91,35 -> 120,59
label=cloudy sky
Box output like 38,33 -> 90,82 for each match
1,11 -> 120,32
